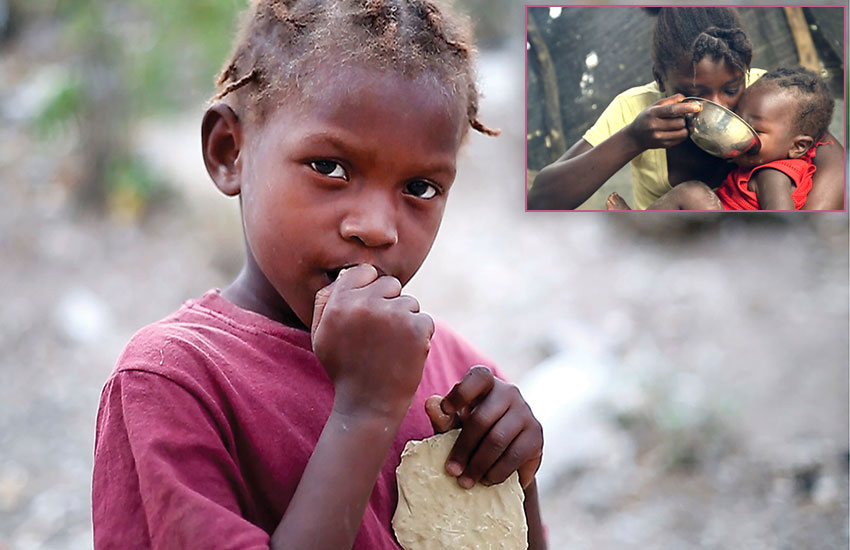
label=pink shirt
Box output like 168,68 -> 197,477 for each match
93,290 -> 496,549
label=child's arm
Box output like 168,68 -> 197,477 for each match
426,366 -> 547,549
528,95 -> 701,210
751,168 -> 796,210
803,134 -> 844,210
270,265 -> 432,550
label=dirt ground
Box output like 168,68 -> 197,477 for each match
1,42 -> 848,550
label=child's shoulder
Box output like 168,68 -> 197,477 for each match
111,289 -> 312,382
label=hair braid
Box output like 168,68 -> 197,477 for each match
646,7 -> 751,87
211,0 -> 496,136
212,67 -> 258,100
691,26 -> 751,77
417,0 -> 499,134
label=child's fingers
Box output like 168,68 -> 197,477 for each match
655,93 -> 685,106
392,294 -> 420,313
441,365 -> 495,417
371,275 -> 403,299
456,411 -> 525,488
444,388 -> 511,479
653,116 -> 688,132
483,429 -> 543,489
335,263 -> 380,290
425,395 -> 460,434
311,265 -> 386,334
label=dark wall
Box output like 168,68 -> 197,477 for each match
526,6 -> 845,170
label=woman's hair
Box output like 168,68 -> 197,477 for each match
752,66 -> 835,141
643,7 -> 752,89
212,0 -> 498,136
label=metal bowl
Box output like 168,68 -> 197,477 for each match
682,97 -> 761,159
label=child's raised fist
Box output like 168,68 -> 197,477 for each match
312,264 -> 434,419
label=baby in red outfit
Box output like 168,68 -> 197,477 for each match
608,66 -> 837,210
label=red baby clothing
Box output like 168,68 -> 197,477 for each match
715,145 -> 822,210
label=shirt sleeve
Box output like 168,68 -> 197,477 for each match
582,91 -> 639,148
93,369 -> 271,550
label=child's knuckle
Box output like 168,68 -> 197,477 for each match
487,430 -> 510,452
486,470 -> 507,485
504,446 -> 525,464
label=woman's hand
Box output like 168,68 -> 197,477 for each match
626,94 -> 702,150
426,366 -> 543,490
803,134 -> 845,210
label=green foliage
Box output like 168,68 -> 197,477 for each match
25,0 -> 245,211
33,73 -> 83,139
105,154 -> 167,221
126,0 -> 244,113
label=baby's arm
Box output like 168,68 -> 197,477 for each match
270,265 -> 433,550
803,135 -> 845,210
426,366 -> 547,549
751,168 -> 796,210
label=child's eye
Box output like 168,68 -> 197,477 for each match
724,88 -> 740,96
404,180 -> 439,200
310,160 -> 347,180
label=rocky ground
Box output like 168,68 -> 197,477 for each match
1,32 -> 848,550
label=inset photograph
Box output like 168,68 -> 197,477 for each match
525,6 -> 846,211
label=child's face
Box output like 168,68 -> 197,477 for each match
731,85 -> 803,168
662,56 -> 745,110
236,66 -> 466,328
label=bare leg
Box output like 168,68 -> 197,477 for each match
646,181 -> 723,210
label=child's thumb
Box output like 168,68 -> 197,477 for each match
426,395 -> 460,434
311,286 -> 332,336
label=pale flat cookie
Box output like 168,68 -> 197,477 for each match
392,429 -> 528,550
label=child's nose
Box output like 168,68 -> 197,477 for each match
339,197 -> 399,248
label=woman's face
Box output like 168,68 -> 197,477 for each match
662,57 -> 746,110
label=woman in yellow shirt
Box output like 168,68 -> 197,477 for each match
528,7 -> 844,210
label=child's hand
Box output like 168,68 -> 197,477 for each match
627,94 -> 702,150
311,264 -> 434,419
425,366 -> 543,490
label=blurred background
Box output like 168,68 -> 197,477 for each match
526,5 -> 846,209
0,1 -> 847,549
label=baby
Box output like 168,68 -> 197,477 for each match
607,66 -> 836,210
91,1 -> 546,549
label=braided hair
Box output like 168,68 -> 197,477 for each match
752,66 -> 834,140
644,7 -> 752,90
211,0 -> 498,136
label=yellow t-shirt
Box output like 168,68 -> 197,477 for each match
582,69 -> 766,209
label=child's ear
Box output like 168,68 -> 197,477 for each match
787,134 -> 814,159
201,103 -> 244,196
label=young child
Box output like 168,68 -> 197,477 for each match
91,2 -> 546,549
605,66 -> 836,210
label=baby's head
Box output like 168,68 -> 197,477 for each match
201,0 -> 495,329
645,7 -> 752,110
732,66 -> 834,168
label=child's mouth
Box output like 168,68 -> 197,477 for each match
324,264 -> 389,283
326,268 -> 342,283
